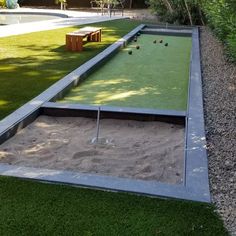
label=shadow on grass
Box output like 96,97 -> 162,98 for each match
0,19 -> 140,120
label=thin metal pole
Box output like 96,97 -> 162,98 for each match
95,106 -> 101,143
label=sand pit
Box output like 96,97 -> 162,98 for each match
0,116 -> 185,184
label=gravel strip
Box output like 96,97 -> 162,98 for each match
200,27 -> 236,235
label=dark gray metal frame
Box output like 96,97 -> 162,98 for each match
41,102 -> 186,124
0,24 -> 210,202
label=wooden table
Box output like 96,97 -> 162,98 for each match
66,27 -> 102,52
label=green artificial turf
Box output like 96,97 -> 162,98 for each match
0,176 -> 228,236
61,34 -> 192,110
0,19 -> 140,120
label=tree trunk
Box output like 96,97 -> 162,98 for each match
129,0 -> 132,9
198,5 -> 205,25
184,0 -> 193,25
162,0 -> 174,14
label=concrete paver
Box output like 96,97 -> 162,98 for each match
0,7 -> 126,37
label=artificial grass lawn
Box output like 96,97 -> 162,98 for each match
0,177 -> 228,236
61,34 -> 191,110
0,19 -> 140,120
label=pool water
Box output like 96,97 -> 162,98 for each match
0,14 -> 63,25
60,34 -> 192,111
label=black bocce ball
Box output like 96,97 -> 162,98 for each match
159,39 -> 163,43
136,45 -> 140,50
165,43 -> 168,47
128,50 -> 133,55
153,40 -> 157,44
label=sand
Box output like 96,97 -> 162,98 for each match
0,116 -> 185,184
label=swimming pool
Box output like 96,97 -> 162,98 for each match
0,13 -> 67,25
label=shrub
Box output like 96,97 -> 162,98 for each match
146,0 -> 236,61
203,0 -> 236,61
226,33 -> 236,61
0,0 -> 6,7
146,0 -> 204,25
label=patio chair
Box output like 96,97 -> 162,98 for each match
90,0 -> 124,16
109,0 -> 125,17
90,0 -> 107,15
61,1 -> 67,10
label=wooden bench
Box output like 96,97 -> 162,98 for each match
66,27 -> 102,52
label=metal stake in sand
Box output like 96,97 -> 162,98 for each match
91,106 -> 101,144
90,107 -> 113,146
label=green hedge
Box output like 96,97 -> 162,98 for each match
146,0 -> 204,25
203,0 -> 236,61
